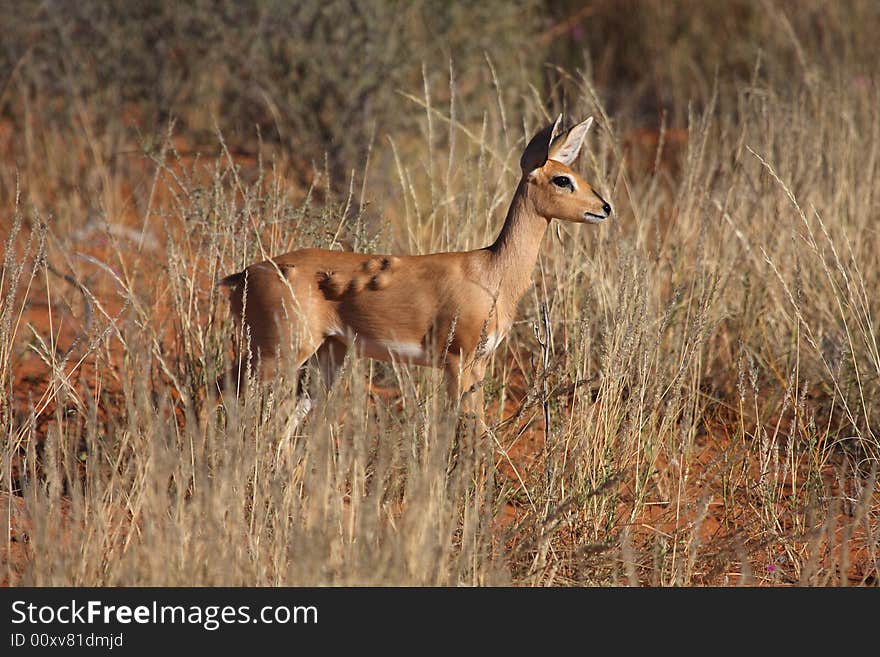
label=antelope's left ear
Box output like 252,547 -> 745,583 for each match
520,114 -> 563,174
548,116 -> 593,166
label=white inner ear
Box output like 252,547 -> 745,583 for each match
550,113 -> 564,143
549,116 -> 593,166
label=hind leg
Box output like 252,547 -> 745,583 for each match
288,338 -> 349,429
218,337 -> 318,397
314,338 -> 349,395
303,336 -> 348,404
219,262 -> 324,393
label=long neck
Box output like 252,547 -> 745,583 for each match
487,179 -> 550,308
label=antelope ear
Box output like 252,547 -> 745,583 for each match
520,114 -> 563,174
548,116 -> 594,166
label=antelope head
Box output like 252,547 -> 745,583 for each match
520,115 -> 611,224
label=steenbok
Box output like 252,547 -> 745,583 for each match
220,114 -> 611,431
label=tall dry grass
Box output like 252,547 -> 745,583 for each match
1,1 -> 878,586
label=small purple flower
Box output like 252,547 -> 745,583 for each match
766,564 -> 777,573
853,76 -> 870,91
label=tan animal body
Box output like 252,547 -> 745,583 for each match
220,114 -> 611,430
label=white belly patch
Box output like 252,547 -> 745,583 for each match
329,330 -> 504,365
379,340 -> 425,360
478,332 -> 505,355
353,337 -> 430,365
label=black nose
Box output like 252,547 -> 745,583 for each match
602,202 -> 612,215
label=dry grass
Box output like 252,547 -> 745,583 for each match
1,1 -> 878,586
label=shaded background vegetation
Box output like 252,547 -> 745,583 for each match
5,0 -> 878,191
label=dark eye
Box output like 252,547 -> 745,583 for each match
552,176 -> 574,191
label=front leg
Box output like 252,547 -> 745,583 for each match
445,355 -> 488,436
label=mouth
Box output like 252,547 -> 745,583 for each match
583,210 -> 609,224
584,190 -> 612,223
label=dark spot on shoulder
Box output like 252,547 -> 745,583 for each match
317,271 -> 346,300
348,275 -> 368,294
369,272 -> 391,290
